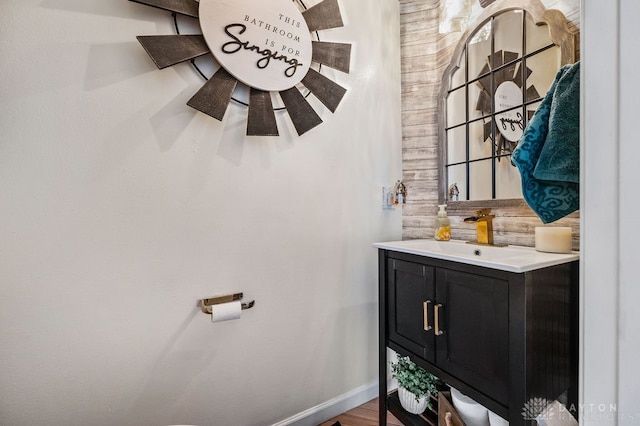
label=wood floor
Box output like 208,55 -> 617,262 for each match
317,397 -> 403,426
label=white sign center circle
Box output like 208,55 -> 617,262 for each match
494,81 -> 524,142
198,0 -> 313,92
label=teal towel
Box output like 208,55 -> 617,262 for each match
533,62 -> 580,182
511,62 -> 580,224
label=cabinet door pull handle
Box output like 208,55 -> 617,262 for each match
423,300 -> 432,331
435,303 -> 444,335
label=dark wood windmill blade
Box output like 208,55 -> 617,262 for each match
526,85 -> 541,102
187,67 -> 238,121
491,50 -> 504,68
247,89 -> 279,136
311,41 -> 351,74
476,63 -> 491,106
502,64 -> 522,89
301,68 -> 347,113
136,35 -> 210,69
484,120 -> 492,142
129,0 -> 199,18
477,62 -> 491,78
495,69 -> 508,90
496,134 -> 511,159
485,54 -> 494,70
495,134 -> 503,157
503,51 -> 519,64
302,0 -> 344,32
478,72 -> 491,94
279,87 -> 323,136
475,89 -> 492,114
500,51 -> 519,86
514,64 -> 533,86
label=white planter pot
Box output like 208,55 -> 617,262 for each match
398,386 -> 429,414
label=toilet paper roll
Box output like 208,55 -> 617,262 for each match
211,301 -> 241,323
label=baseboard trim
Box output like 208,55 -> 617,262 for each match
271,380 -> 380,426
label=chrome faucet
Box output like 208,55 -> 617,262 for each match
463,208 -> 496,245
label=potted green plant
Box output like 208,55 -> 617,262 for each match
391,355 -> 439,414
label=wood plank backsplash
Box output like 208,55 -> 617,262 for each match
399,0 -> 581,249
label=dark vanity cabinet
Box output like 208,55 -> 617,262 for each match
378,249 -> 578,425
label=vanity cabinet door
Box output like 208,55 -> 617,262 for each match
435,268 -> 509,405
387,259 -> 436,363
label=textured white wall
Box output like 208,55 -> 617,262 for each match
0,1 -> 402,425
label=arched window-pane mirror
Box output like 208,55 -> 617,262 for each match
439,0 -> 577,206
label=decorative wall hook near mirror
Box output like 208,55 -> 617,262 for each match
382,180 -> 407,210
129,0 -> 352,137
438,0 -> 578,204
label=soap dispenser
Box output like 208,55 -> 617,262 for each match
435,204 -> 451,241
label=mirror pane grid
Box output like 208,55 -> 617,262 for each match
494,10 -> 524,62
469,160 -> 493,200
439,3 -> 575,203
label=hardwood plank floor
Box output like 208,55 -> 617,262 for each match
318,397 -> 403,426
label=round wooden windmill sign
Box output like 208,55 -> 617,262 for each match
130,0 -> 352,136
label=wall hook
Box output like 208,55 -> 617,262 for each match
394,180 -> 407,204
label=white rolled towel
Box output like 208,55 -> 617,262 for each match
450,388 -> 490,426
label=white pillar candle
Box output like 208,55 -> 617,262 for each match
535,226 -> 573,253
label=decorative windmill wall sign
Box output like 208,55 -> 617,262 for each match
130,0 -> 352,136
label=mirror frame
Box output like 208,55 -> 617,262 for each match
438,0 -> 578,209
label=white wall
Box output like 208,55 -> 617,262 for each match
582,0 -> 640,424
0,1 -> 402,425
617,0 -> 640,418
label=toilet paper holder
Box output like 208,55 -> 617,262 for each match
198,292 -> 255,314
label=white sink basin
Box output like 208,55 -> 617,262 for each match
373,239 -> 579,272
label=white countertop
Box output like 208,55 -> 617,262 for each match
373,239 -> 579,273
